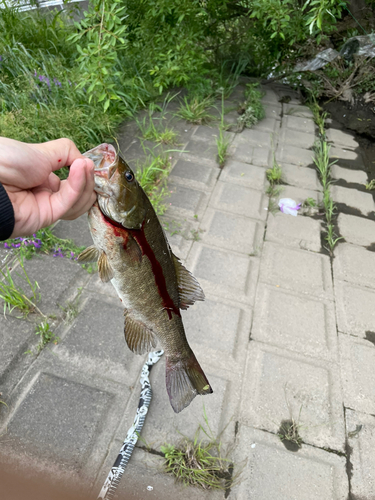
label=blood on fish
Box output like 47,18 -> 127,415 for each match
58,159 -> 61,162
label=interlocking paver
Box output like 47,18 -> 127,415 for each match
219,159 -> 266,190
335,280 -> 375,339
233,128 -> 274,148
199,207 -> 265,254
259,241 -> 333,299
169,158 -> 218,191
279,127 -> 315,150
333,243 -> 375,289
241,341 -> 345,450
326,128 -> 358,150
184,139 -> 218,161
276,144 -> 314,167
345,409 -> 375,499
209,181 -> 268,220
283,115 -> 316,134
337,213 -> 375,247
53,215 -> 93,248
281,163 -> 321,190
232,142 -> 272,167
232,426 -> 348,500
251,284 -> 338,361
185,243 -> 259,305
331,163 -> 367,184
181,294 -> 252,373
330,146 -> 362,163
277,185 -> 322,206
331,185 -> 375,216
167,183 -> 210,220
266,213 -> 322,252
339,333 -> 375,414
283,103 -> 314,118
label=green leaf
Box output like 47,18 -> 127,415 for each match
103,99 -> 110,112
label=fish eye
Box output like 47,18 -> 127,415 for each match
125,171 -> 134,182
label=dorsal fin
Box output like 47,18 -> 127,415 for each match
172,254 -> 205,310
124,312 -> 157,354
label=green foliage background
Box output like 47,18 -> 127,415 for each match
0,0 -> 350,151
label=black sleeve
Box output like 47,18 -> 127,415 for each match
0,182 -> 15,241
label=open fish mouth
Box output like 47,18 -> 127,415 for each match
84,143 -> 118,180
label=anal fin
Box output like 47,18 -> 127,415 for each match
124,312 -> 157,355
172,254 -> 205,310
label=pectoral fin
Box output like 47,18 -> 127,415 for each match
172,254 -> 205,310
77,245 -> 100,263
124,312 -> 156,354
98,252 -> 114,282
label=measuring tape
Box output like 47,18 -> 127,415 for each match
97,350 -> 164,500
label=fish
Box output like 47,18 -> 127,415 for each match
78,143 -> 213,413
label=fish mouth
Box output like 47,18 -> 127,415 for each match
84,143 -> 118,180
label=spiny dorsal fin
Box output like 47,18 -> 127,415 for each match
124,312 -> 157,355
98,252 -> 114,282
77,245 -> 100,263
172,254 -> 205,310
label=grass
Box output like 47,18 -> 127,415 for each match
176,96 -> 215,125
266,156 -> 283,198
237,83 -> 265,131
215,95 -> 232,167
0,258 -> 42,317
136,149 -> 173,216
136,108 -> 178,145
34,320 -> 59,352
59,287 -> 83,323
160,409 -> 237,491
365,179 -> 375,190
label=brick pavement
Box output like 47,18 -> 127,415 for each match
1,83 -> 375,499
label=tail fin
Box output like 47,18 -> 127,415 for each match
166,353 -> 213,413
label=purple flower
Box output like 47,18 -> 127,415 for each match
4,242 -> 10,249
53,78 -> 62,87
53,247 -> 64,258
12,243 -> 21,248
70,251 -> 75,260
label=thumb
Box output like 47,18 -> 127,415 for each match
49,158 -> 89,221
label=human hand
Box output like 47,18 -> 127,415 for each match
0,137 -> 96,238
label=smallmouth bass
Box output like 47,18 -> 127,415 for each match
79,144 -> 213,412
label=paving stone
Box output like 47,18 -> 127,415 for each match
86,272 -> 119,300
283,104 -> 314,119
331,185 -> 375,216
199,207 -> 264,255
339,333 -> 375,414
330,146 -> 363,163
252,117 -> 279,133
0,315 -> 35,384
115,358 -> 240,448
56,294 -> 144,385
259,242 -> 333,299
331,163 -> 367,184
219,159 -> 266,190
335,281 -> 375,340
185,243 -> 258,305
283,115 -> 316,134
191,125 -> 219,144
169,158 -> 218,192
241,342 -> 345,451
281,163 -> 321,190
279,128 -> 315,150
167,183 -> 209,220
209,181 -> 268,220
184,139 -> 219,162
264,106 -> 281,120
326,127 -> 358,150
345,409 -> 375,499
232,142 -> 272,167
337,213 -> 375,247
251,284 -> 338,361
276,144 -> 314,167
53,215 -> 93,248
261,89 -> 280,104
233,128 -> 274,148
95,446 -> 221,500
233,425 -> 348,500
181,294 -> 252,373
5,372 -> 114,470
277,185 -> 322,206
265,213 -> 322,253
3,255 -> 90,319
333,243 -> 375,289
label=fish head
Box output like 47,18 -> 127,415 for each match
84,143 -> 146,229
